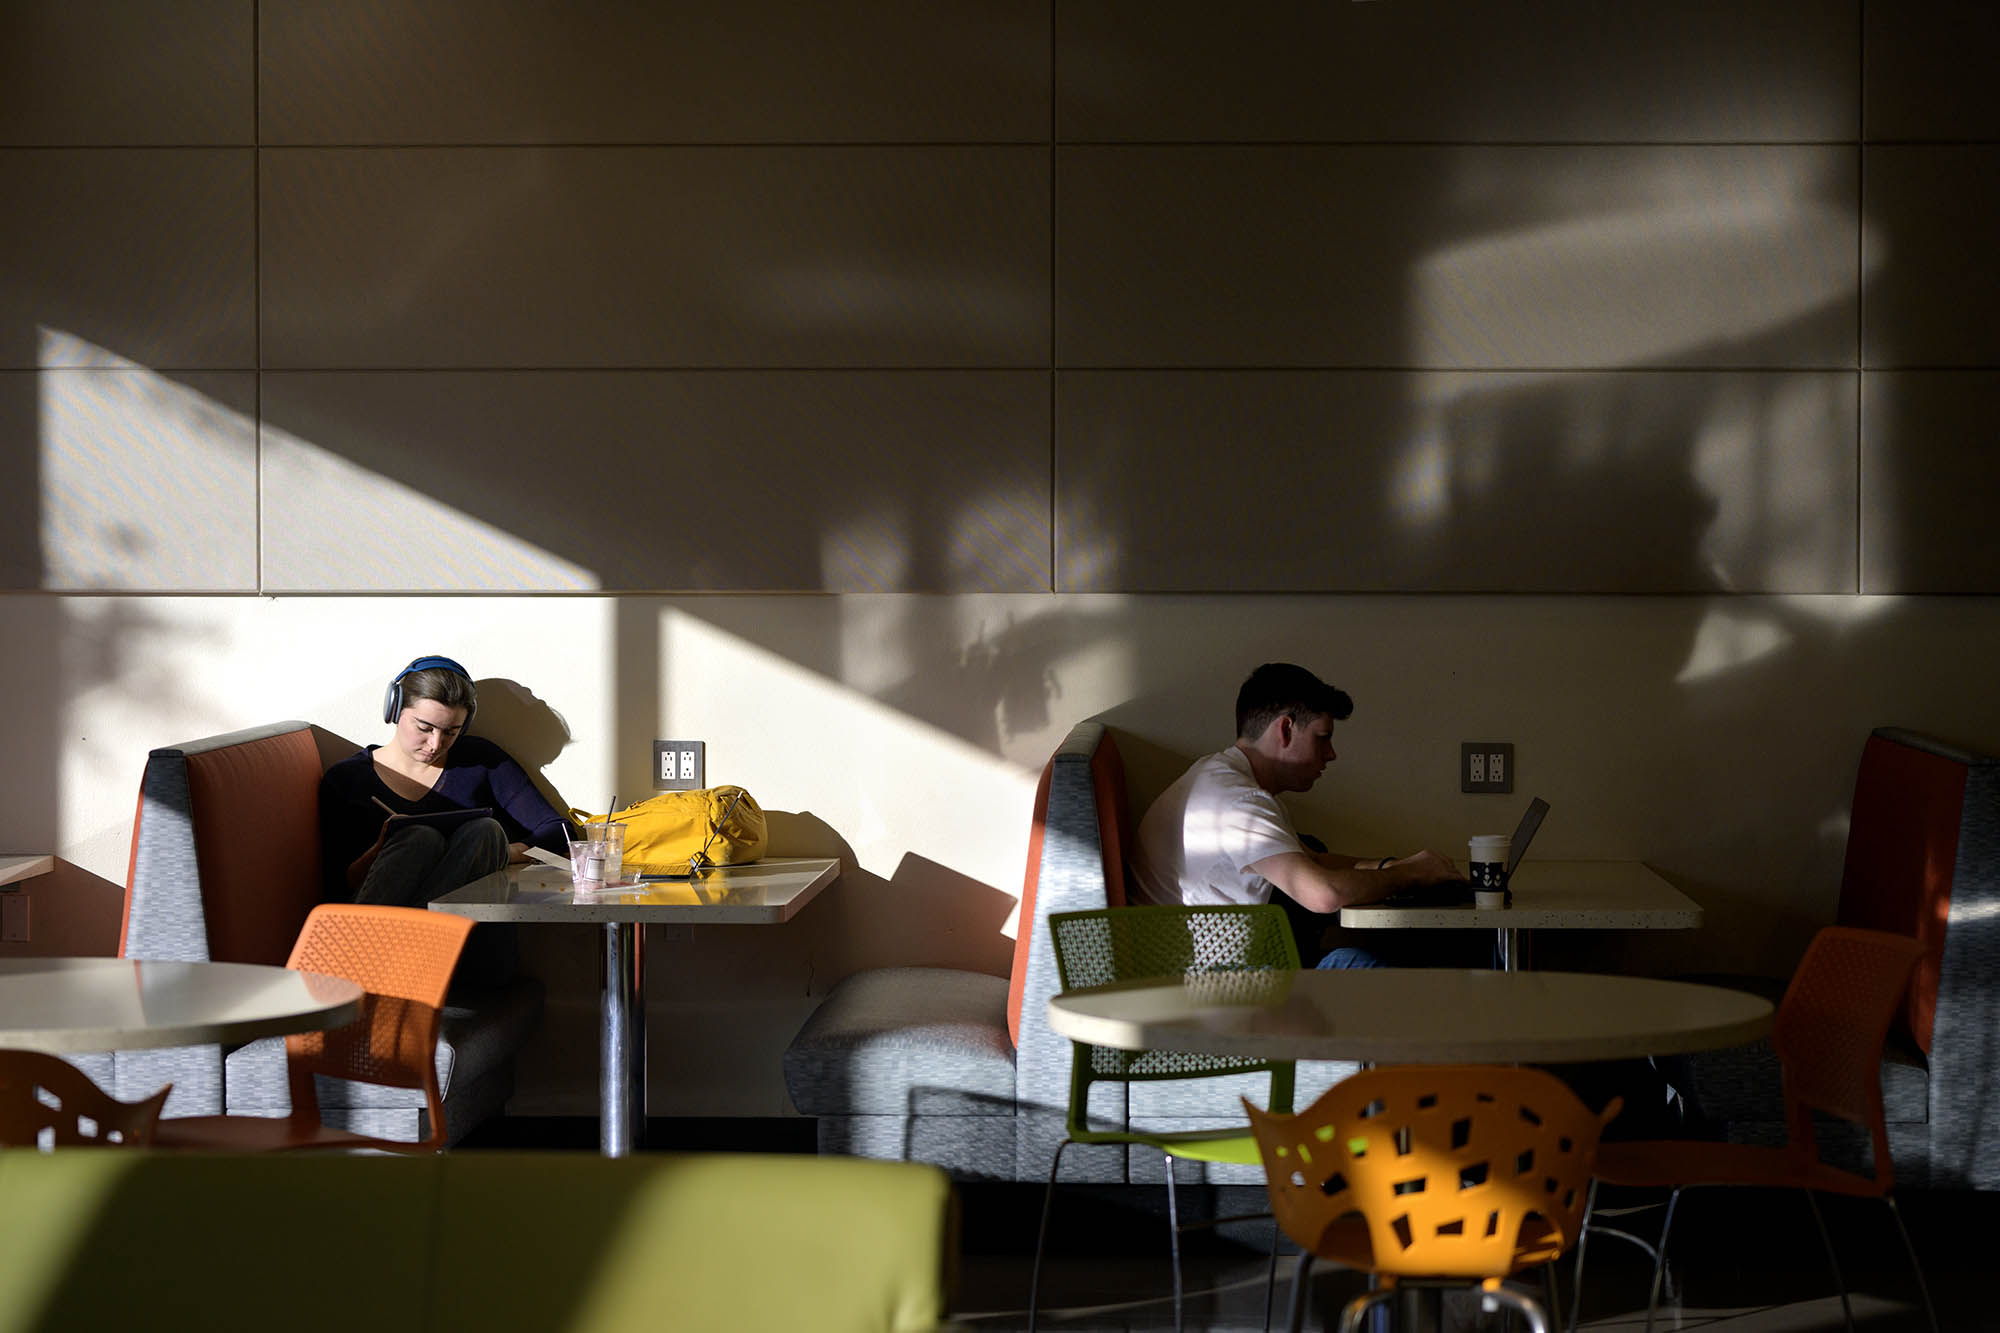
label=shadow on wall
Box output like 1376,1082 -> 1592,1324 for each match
469,676 -> 577,815
766,808 -> 1016,981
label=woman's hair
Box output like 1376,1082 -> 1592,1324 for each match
400,665 -> 477,720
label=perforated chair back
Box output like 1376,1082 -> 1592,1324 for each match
1246,1064 -> 1618,1282
0,1049 -> 170,1148
1772,925 -> 1925,1189
281,904 -> 473,1144
1047,904 -> 1299,1126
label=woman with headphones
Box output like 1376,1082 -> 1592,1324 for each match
318,656 -> 574,980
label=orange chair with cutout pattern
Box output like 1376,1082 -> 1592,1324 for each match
151,904 -> 472,1153
1246,1064 -> 1618,1333
0,1048 -> 169,1148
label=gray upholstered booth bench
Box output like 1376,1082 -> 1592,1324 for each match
80,720 -> 542,1145
782,719 -> 1358,1184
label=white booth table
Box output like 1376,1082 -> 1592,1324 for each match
1340,860 -> 1703,970
428,857 -> 839,1157
0,957 -> 364,1054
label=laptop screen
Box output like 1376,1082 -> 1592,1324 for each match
1505,798 -> 1550,876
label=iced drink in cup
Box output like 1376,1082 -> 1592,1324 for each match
1469,834 -> 1510,908
580,821 -> 625,884
569,838 -> 610,892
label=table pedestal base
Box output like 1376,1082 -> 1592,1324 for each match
601,921 -> 646,1157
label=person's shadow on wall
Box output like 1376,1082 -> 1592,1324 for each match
470,677 -> 576,814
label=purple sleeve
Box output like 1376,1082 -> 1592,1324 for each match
439,737 -> 574,854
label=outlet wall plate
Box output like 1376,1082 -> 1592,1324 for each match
654,739 -> 705,791
1460,741 -> 1514,794
1,892 -> 28,942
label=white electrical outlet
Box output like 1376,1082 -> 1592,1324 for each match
653,740 -> 705,791
1460,741 -> 1515,794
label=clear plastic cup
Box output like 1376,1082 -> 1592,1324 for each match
568,838 -> 610,892
579,821 -> 625,884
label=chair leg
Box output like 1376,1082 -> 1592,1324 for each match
1882,1194 -> 1940,1333
1485,1283 -> 1552,1333
1264,1215 -> 1281,1333
1541,1258 -> 1565,1333
1164,1153 -> 1185,1333
1566,1178 -> 1596,1333
1801,1190 -> 1854,1332
1286,1250 -> 1313,1333
1642,1186 -> 1682,1333
1337,1287 -> 1396,1333
1026,1138 -> 1073,1333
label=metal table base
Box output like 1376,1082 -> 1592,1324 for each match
601,921 -> 646,1156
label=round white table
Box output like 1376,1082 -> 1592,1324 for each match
1047,966 -> 1773,1065
0,958 -> 364,1053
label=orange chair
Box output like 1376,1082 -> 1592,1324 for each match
1571,925 -> 1937,1333
0,1049 -> 170,1148
151,904 -> 473,1153
1246,1065 -> 1618,1333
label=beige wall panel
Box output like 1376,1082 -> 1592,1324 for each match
1060,0 -> 1856,144
1862,147 -> 2000,368
1058,370 -> 1857,593
261,147 -> 1049,369
1861,372 -> 2000,593
259,0 -> 1047,144
1864,1 -> 2000,141
261,371 -> 1051,592
0,0 -> 252,146
0,370 -> 257,590
0,150 -> 256,370
1057,146 -> 1859,369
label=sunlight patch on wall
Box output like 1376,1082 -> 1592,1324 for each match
1691,376 -> 1852,591
659,608 -> 1038,933
1675,606 -> 1793,686
1388,429 -> 1451,528
1783,595 -> 1902,628
261,425 -> 599,590
35,328 -> 256,589
1410,195 -> 1858,367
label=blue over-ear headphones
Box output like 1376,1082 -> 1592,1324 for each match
383,655 -> 475,725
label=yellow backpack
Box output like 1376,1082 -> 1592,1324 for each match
576,786 -> 767,876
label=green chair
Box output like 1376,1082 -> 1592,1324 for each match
1029,903 -> 1300,1332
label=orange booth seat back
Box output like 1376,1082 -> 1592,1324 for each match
1836,728 -> 1985,1054
1005,725 -> 1131,1050
120,723 -> 328,966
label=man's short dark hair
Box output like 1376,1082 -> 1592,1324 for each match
1235,663 -> 1353,740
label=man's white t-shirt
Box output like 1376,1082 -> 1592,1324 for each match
1129,747 -> 1303,907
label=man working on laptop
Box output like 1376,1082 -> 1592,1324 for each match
1129,662 -> 1470,967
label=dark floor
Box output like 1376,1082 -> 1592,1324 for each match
462,1120 -> 1987,1331
960,1183 -> 1987,1331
